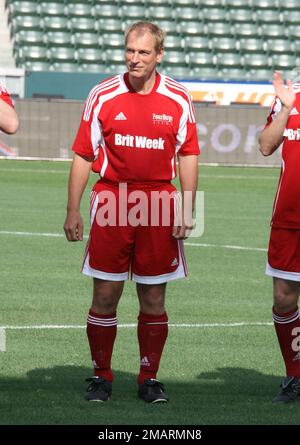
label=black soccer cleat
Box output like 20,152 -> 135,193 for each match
85,376 -> 112,402
272,376 -> 300,404
138,378 -> 169,403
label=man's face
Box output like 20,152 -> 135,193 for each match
125,31 -> 163,80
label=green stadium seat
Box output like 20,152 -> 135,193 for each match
105,49 -> 125,65
188,51 -> 214,68
49,47 -> 76,63
234,23 -> 259,37
224,0 -> 252,7
184,36 -> 210,52
171,0 -> 199,6
249,0 -> 279,9
278,0 -> 300,9
243,53 -> 269,69
145,0 -> 167,5
164,35 -> 182,50
216,52 -> 241,68
207,22 -> 232,37
272,54 -> 297,69
197,0 -> 224,6
78,48 -> 104,65
80,63 -> 107,74
23,61 -> 51,71
14,30 -> 44,47
51,62 -> 81,72
211,37 -> 237,53
239,38 -> 264,53
67,4 -> 93,17
120,5 -> 147,20
93,4 -> 120,18
98,18 -> 123,33
289,26 -> 300,39
282,11 -> 300,25
162,50 -> 186,66
256,9 -> 282,24
43,16 -> 69,32
102,33 -> 124,49
11,15 -> 42,35
227,8 -> 254,23
192,66 -> 219,81
202,8 -> 228,23
151,20 -> 178,35
178,21 -> 206,36
73,32 -> 100,48
8,1 -> 39,20
39,2 -> 66,17
161,65 -> 192,79
260,24 -> 286,39
264,39 -> 294,54
221,67 -> 246,81
174,7 -> 201,21
248,68 -> 272,81
70,17 -> 97,32
46,31 -> 73,47
148,6 -> 173,20
17,45 -> 48,64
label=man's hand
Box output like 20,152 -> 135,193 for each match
273,71 -> 295,110
63,209 -> 84,241
172,223 -> 193,240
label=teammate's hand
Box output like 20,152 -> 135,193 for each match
273,71 -> 296,110
63,209 -> 84,241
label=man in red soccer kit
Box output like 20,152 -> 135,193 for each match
0,83 -> 19,134
64,22 -> 200,403
260,71 -> 300,403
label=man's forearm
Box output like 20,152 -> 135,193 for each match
178,155 -> 198,209
0,99 -> 19,134
259,106 -> 291,156
67,153 -> 92,211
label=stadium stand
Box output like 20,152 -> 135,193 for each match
4,0 -> 298,81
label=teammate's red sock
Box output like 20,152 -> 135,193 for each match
273,306 -> 300,378
137,311 -> 168,385
86,309 -> 117,382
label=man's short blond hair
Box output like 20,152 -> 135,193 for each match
125,21 -> 165,54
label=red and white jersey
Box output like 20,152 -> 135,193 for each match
72,72 -> 200,182
265,87 -> 300,228
0,83 -> 14,108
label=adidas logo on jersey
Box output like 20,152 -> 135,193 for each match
141,356 -> 151,367
114,112 -> 127,120
171,258 -> 178,266
289,107 -> 299,116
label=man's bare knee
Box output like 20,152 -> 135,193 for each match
92,279 -> 124,314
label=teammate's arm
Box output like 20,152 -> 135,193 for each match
0,97 -> 19,134
173,154 -> 198,240
259,71 -> 295,156
64,153 -> 93,241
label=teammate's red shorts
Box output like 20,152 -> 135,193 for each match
82,180 -> 187,284
266,227 -> 300,281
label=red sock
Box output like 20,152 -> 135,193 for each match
86,310 -> 117,382
137,311 -> 168,385
273,306 -> 300,377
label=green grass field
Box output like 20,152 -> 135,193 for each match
1,159 -> 298,425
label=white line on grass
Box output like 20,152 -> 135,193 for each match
2,322 -> 273,330
0,167 -> 278,180
0,230 -> 267,252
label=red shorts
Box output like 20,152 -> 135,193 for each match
82,180 -> 187,284
266,227 -> 300,281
